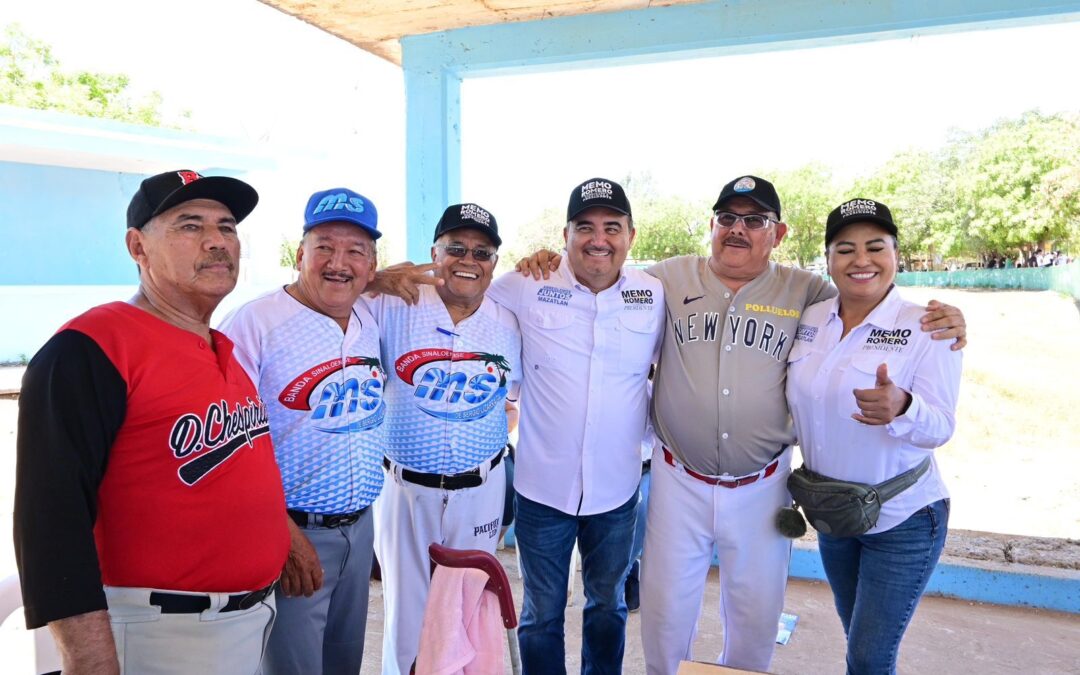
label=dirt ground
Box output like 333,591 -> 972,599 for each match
0,287 -> 1078,672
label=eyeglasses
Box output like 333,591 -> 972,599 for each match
713,212 -> 776,231
436,244 -> 498,262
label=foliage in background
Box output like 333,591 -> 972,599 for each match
948,111 -> 1080,257
496,207 -> 565,275
630,195 -> 709,261
279,237 -> 299,271
769,163 -> 837,268
1,23 -> 175,126
851,149 -> 958,267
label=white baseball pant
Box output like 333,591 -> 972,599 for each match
104,585 -> 275,674
374,459 -> 506,675
640,446 -> 792,674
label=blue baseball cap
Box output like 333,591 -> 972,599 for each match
303,187 -> 381,240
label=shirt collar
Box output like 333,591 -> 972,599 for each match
825,284 -> 903,329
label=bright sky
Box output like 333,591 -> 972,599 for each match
6,2 -> 1080,254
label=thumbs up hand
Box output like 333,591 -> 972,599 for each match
852,363 -> 912,425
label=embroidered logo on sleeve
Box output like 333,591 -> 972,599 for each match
795,324 -> 817,342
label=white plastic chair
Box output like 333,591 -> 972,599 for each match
0,573 -> 63,674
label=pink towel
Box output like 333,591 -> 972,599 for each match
415,565 -> 505,675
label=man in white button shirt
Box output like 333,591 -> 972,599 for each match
487,178 -> 664,674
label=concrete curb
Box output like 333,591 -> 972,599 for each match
790,536 -> 1080,614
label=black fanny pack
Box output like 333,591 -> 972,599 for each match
787,457 -> 931,537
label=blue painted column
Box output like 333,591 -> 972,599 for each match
402,43 -> 462,261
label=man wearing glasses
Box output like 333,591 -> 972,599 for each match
365,203 -> 521,674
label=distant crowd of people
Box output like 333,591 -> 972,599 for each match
1005,249 -> 1073,268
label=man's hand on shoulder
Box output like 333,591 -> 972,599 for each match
49,610 -> 120,675
920,300 -> 967,351
515,249 -> 561,280
281,517 -> 324,598
367,261 -> 444,305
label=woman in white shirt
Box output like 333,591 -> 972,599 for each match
786,198 -> 963,675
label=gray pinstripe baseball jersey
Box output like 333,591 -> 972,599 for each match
648,256 -> 835,476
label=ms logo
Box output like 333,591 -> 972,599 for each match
278,356 -> 386,434
313,192 -> 365,216
395,349 -> 511,422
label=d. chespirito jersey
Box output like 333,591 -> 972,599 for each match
220,288 -> 386,513
363,285 -> 521,475
648,258 -> 835,477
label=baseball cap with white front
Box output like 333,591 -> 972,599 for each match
566,177 -> 632,221
712,175 -> 782,219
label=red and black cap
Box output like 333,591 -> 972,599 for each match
126,170 -> 259,230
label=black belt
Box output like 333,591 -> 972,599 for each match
287,507 -> 369,529
383,451 -> 503,490
150,581 -> 277,614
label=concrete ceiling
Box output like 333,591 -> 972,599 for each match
259,0 -> 704,64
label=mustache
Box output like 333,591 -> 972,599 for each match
722,235 -> 750,247
197,251 -> 235,270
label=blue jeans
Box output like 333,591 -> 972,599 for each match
515,492 -> 638,675
627,465 -> 652,582
818,499 -> 950,675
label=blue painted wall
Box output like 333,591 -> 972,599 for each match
0,162 -> 144,285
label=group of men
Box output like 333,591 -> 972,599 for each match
15,169 -> 965,675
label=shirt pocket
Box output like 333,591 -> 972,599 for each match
527,306 -> 576,370
850,352 -> 907,386
617,311 -> 659,374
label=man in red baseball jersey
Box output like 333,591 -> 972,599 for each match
14,170 -> 289,674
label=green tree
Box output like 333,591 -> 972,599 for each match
769,163 -> 838,268
950,111 -> 1080,256
1,23 -> 169,126
851,149 -> 959,268
279,237 -> 299,270
496,206 -> 565,275
630,195 -> 708,262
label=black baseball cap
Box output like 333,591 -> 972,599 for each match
433,203 -> 502,247
712,175 -> 782,219
567,177 -> 632,221
127,170 -> 259,230
825,198 -> 898,246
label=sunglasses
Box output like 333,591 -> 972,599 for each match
436,244 -> 498,262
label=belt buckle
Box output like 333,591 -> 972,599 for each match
237,581 -> 276,611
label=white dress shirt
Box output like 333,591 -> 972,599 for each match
785,287 -> 962,534
487,259 -> 664,515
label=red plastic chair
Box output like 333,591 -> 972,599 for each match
411,543 -> 521,674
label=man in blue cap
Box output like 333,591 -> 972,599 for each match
219,187 -> 388,674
